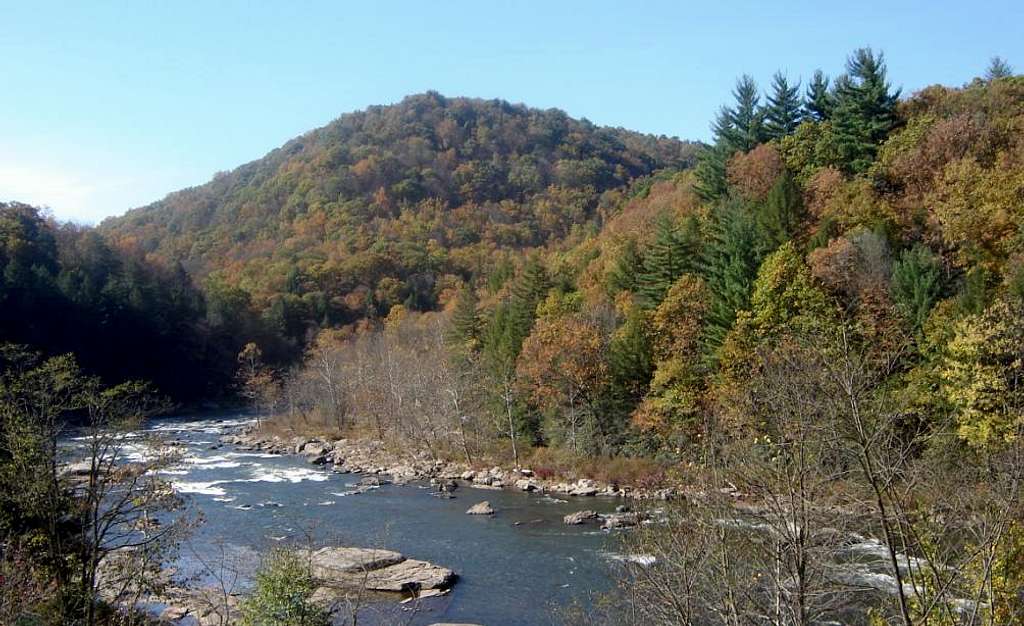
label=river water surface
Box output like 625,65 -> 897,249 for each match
71,412 -> 632,625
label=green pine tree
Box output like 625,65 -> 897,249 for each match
891,244 -> 944,332
723,75 -> 766,151
986,56 -> 1014,81
483,255 -> 551,363
701,198 -> 765,355
637,214 -> 699,308
695,75 -> 766,201
804,70 -> 833,121
764,72 -> 803,140
693,141 -> 734,202
510,256 -> 550,323
606,237 -> 644,295
608,305 -> 654,401
448,285 -> 480,348
604,304 -> 655,439
757,170 -> 805,249
480,301 -> 543,444
830,48 -> 901,173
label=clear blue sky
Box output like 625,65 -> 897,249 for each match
2,0 -> 1021,223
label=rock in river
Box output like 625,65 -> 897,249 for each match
308,546 -> 455,594
466,501 -> 495,515
601,511 -> 643,529
563,510 -> 599,525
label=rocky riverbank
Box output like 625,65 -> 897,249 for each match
217,429 -> 678,501
153,546 -> 458,625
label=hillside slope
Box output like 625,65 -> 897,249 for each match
102,92 -> 698,346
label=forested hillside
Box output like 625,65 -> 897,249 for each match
0,202 -> 230,399
102,92 -> 698,358
3,48 -> 1024,624
262,51 -> 1024,622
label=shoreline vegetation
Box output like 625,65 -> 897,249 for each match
2,49 -> 1024,624
223,425 -> 677,501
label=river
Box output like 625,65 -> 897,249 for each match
68,412 -> 633,625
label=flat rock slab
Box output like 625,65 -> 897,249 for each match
361,558 -> 454,592
308,546 -> 455,595
310,547 -> 405,574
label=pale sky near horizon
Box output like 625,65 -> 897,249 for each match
2,0 -> 1022,224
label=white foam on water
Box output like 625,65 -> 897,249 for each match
600,551 -> 657,566
212,496 -> 236,502
172,480 -> 228,496
246,467 -> 330,484
192,454 -> 230,463
157,452 -> 247,474
317,500 -> 335,506
226,452 -> 279,459
194,461 -> 243,469
146,417 -> 256,435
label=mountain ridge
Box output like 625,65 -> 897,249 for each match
100,91 -> 700,348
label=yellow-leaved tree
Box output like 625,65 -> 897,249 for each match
942,297 -> 1024,449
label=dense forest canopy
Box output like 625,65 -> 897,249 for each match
0,202 -> 228,400
100,92 -> 698,358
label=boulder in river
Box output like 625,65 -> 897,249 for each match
601,512 -> 643,529
308,546 -> 455,594
466,501 -> 495,515
563,510 -> 599,525
514,478 -> 541,492
567,479 -> 600,496
303,441 -> 333,458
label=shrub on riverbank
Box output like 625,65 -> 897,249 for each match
240,550 -> 330,626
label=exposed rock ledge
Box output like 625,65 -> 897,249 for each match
220,430 -> 678,501
307,546 -> 455,594
155,547 -> 455,624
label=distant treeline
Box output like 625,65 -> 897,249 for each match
1,202 -> 254,400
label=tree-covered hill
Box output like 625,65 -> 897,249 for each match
101,92 -> 698,352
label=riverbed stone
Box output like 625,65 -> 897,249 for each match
563,510 -> 599,525
303,441 -> 332,457
158,605 -> 189,622
360,558 -> 455,592
470,483 -> 502,490
310,547 -> 405,574
466,501 -> 494,515
601,512 -> 643,529
514,478 -> 540,492
307,546 -> 455,596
